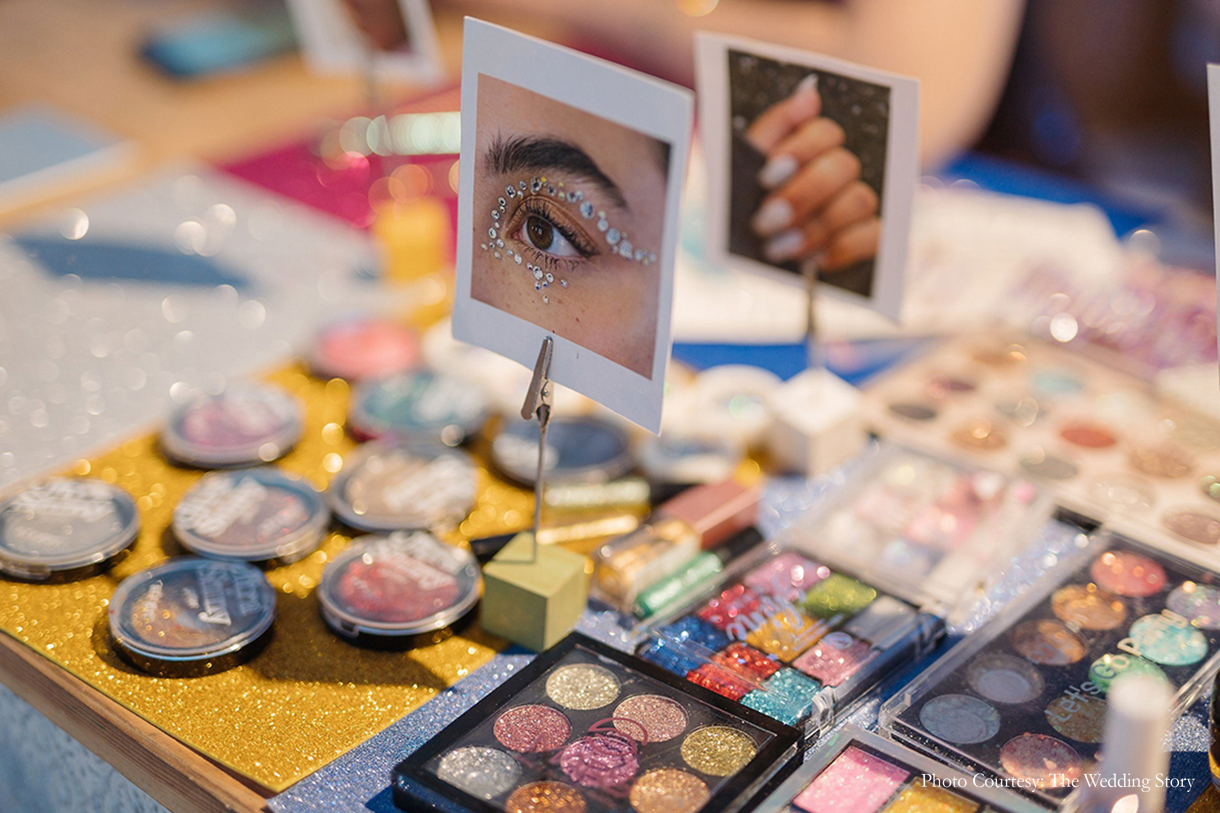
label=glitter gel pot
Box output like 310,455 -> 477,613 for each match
0,478 -> 140,581
162,384 -> 304,468
317,531 -> 481,646
172,468 -> 329,564
349,371 -> 489,445
109,557 -> 276,677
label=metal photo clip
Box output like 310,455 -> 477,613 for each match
519,335 -> 555,562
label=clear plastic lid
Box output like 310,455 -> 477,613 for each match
109,557 -> 276,663
173,468 -> 329,563
634,435 -> 742,486
317,531 -> 481,638
327,441 -> 478,532
163,383 -> 303,467
491,417 -> 633,486
0,478 -> 139,579
774,443 -> 1051,619
632,444 -> 1051,736
879,529 -> 1220,807
349,371 -> 489,444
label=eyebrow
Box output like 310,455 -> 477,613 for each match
484,134 -> 628,210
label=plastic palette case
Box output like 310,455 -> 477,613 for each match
392,632 -> 802,813
879,529 -> 1220,807
750,725 -> 1045,813
634,444 -> 1053,737
862,330 -> 1220,573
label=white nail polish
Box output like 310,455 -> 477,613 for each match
751,199 -> 794,236
758,155 -> 798,189
796,74 -> 818,95
764,229 -> 804,263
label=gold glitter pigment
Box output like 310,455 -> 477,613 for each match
679,726 -> 758,776
544,663 -> 620,710
0,364 -> 534,791
628,769 -> 709,813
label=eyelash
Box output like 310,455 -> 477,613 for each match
506,196 -> 600,268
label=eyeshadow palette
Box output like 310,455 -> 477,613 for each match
864,332 -> 1220,569
880,531 -> 1220,806
392,632 -> 800,813
751,725 -> 1045,813
634,445 -> 1048,735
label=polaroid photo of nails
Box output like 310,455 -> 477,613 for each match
452,18 -> 694,433
695,32 -> 919,321
285,0 -> 444,83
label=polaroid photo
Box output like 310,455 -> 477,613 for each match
285,0 -> 443,84
695,32 -> 919,321
452,18 -> 694,432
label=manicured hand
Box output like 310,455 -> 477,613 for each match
746,76 -> 881,271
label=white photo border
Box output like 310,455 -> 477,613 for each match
453,18 -> 694,432
286,0 -> 444,84
694,32 -> 919,322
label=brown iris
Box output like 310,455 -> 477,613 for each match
526,216 -> 555,250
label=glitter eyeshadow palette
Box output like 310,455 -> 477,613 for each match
880,530 -> 1220,806
863,332 -> 1220,569
392,632 -> 801,813
634,445 -> 1049,735
750,725 -> 1045,813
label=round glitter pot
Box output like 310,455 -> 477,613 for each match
0,478 -> 139,581
491,417 -> 633,486
108,557 -> 276,677
162,383 -> 303,468
348,371 -> 489,445
317,531 -> 480,646
172,468 -> 329,565
634,435 -> 741,491
309,316 -> 419,382
327,441 -> 478,532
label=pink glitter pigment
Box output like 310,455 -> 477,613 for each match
792,746 -> 908,813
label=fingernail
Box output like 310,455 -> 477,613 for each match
764,229 -> 805,263
758,155 -> 798,189
751,199 -> 793,236
796,74 -> 818,95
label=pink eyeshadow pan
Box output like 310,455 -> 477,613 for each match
792,632 -> 874,687
793,746 -> 908,813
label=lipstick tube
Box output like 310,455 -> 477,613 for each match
594,480 -> 759,608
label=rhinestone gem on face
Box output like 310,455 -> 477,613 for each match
606,228 -> 619,244
533,268 -> 544,280
597,219 -> 609,232
506,186 -> 516,198
488,227 -> 497,239
579,201 -> 594,218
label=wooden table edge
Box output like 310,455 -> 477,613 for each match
0,630 -> 271,813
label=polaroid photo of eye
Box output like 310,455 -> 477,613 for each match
695,32 -> 919,322
285,0 -> 443,84
452,18 -> 694,433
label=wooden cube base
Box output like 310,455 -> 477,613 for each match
481,533 -> 589,652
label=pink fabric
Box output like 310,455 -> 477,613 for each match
218,87 -> 460,232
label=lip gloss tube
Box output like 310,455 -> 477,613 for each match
594,480 -> 759,608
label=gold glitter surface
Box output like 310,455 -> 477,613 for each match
679,726 -> 758,777
0,364 -> 537,791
